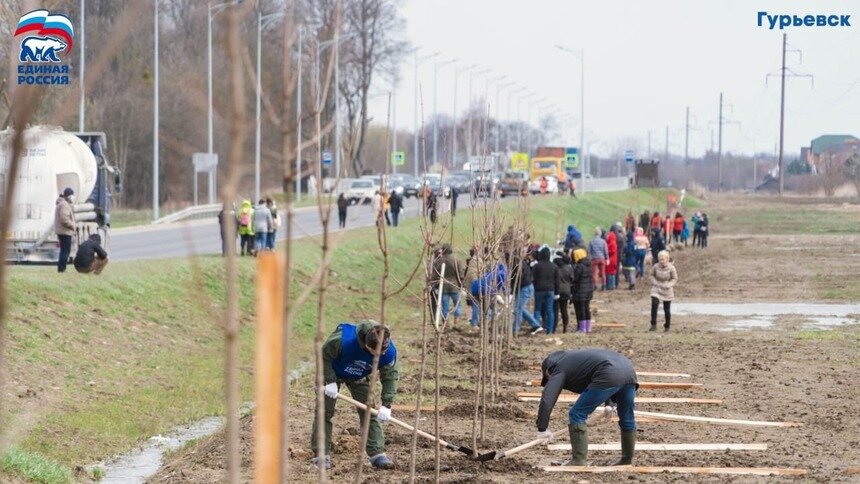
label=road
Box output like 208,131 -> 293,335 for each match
110,196 -> 473,261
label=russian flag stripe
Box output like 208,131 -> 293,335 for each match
14,23 -> 43,36
18,9 -> 48,23
45,14 -> 74,33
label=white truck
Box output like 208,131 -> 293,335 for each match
1,126 -> 120,263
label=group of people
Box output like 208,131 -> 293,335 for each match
636,209 -> 710,249
53,187 -> 109,275
218,197 -> 280,256
371,190 -> 406,228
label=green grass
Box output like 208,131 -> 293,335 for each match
109,208 -> 153,229
2,188 -> 689,482
793,330 -> 844,341
1,447 -> 72,484
709,200 -> 860,235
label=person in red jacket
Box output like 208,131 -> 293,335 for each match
672,213 -> 684,243
605,224 -> 619,290
650,211 -> 661,231
663,215 -> 672,241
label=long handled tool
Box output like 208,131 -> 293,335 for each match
475,437 -> 548,462
336,393 -> 475,457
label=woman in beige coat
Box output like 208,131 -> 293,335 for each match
649,250 -> 677,332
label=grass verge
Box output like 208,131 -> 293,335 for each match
1,447 -> 71,484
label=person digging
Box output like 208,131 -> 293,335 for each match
310,320 -> 399,471
535,348 -> 638,466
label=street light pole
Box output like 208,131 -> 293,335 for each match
496,80 -> 515,154
79,0 -> 85,132
256,12 -> 285,203
207,1 -> 237,204
152,0 -> 159,220
432,58 -> 455,168
467,68 -> 490,161
295,25 -> 303,202
555,45 -> 585,194
413,51 -> 439,176
452,64 -> 475,168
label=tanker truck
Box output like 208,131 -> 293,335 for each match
0,126 -> 120,263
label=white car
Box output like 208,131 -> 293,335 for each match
346,179 -> 376,204
528,176 -> 559,195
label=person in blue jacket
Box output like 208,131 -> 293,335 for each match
563,224 -> 584,251
311,321 -> 399,471
470,259 -> 508,327
620,231 -> 638,290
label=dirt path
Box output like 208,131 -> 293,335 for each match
150,196 -> 860,483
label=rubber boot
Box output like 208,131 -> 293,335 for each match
566,423 -> 588,466
584,320 -> 592,333
576,321 -> 585,333
613,430 -> 636,465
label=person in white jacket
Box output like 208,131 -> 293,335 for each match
371,191 -> 383,226
252,199 -> 273,255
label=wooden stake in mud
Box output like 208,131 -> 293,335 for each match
254,254 -> 285,484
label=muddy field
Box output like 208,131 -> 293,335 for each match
151,195 -> 860,483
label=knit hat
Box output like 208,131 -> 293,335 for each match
572,248 -> 587,263
364,322 -> 391,353
62,187 -> 74,197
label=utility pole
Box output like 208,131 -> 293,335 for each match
392,84 -> 397,174
295,25 -> 302,202
684,106 -> 690,163
79,0 -> 85,132
718,92 -> 723,192
664,125 -> 669,162
152,0 -> 159,220
778,32 -> 786,196
647,130 -> 652,158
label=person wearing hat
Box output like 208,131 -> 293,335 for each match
54,187 -> 76,272
535,348 -> 638,467
311,320 -> 399,471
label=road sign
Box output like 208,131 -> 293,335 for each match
322,150 -> 332,166
565,152 -> 579,169
511,152 -> 529,171
392,151 -> 405,166
192,153 -> 218,172
624,150 -> 634,163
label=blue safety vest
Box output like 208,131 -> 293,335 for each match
331,323 -> 397,380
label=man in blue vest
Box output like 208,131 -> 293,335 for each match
311,320 -> 399,470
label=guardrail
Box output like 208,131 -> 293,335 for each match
152,203 -> 222,225
582,176 -> 632,193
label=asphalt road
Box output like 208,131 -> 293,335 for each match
110,195 -> 472,262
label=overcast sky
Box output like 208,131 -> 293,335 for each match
366,0 -> 859,158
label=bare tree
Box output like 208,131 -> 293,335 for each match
339,0 -> 408,176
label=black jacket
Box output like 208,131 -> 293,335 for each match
536,349 -> 638,431
389,193 -> 403,212
650,229 -> 666,260
554,257 -> 574,296
74,234 -> 108,270
531,248 -> 558,293
514,258 -> 534,289
571,258 -> 593,302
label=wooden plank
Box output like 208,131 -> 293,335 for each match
847,466 -> 860,475
634,409 -> 803,427
547,443 -> 767,451
542,466 -> 807,476
636,371 -> 691,378
516,395 -> 722,404
526,379 -> 702,389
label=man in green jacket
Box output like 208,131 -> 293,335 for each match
311,320 -> 399,470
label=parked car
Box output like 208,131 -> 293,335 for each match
497,171 -> 528,197
346,179 -> 376,204
442,175 -> 469,198
388,174 -> 420,198
471,172 -> 496,198
528,176 -> 559,195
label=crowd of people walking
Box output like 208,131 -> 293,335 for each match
427,204 -> 708,335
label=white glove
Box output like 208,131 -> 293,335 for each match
553,295 -> 560,300
377,406 -> 392,422
536,429 -> 554,442
323,383 -> 338,399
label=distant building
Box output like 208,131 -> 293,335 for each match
804,134 -> 860,174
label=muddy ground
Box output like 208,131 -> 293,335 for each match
150,196 -> 860,483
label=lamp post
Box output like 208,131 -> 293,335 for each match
482,75 -> 504,159
207,0 -> 238,204
507,87 -> 526,152
79,0 -> 85,132
432,57 -> 456,168
517,92 -> 535,151
256,12 -> 285,202
152,0 -> 159,220
496,80 -> 516,154
555,45 -> 585,194
314,35 -> 353,181
467,68 -> 490,160
413,51 -> 439,176
452,64 -> 475,168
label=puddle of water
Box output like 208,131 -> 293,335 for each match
99,417 -> 222,483
719,316 -> 775,331
673,302 -> 860,331
803,316 -> 858,330
98,359 -> 313,483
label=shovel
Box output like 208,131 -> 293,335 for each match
336,393 -> 475,457
475,437 -> 548,462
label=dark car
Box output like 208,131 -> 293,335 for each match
389,174 -> 420,198
497,171 -> 528,197
471,172 -> 495,198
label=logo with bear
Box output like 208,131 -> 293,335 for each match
14,9 -> 74,85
